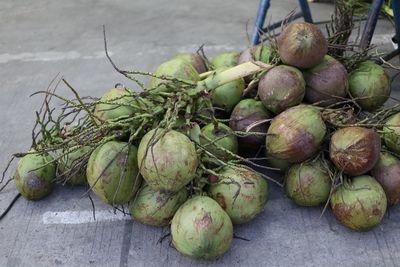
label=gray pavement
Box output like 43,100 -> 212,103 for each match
0,1 -> 400,266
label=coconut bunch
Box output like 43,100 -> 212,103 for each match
0,35 -> 279,260
1,20 -> 400,261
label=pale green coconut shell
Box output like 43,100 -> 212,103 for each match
137,129 -> 198,193
94,88 -> 136,122
172,53 -> 207,74
266,105 -> 326,163
285,160 -> 331,206
14,153 -> 56,200
330,175 -> 387,231
200,123 -> 238,161
58,146 -> 91,186
383,113 -> 400,154
129,184 -> 188,226
208,166 -> 268,224
211,52 -> 239,68
171,196 -> 233,260
87,141 -> 141,205
211,67 -> 245,112
148,58 -> 200,89
349,61 -> 390,111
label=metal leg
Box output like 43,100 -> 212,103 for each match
392,0 -> 400,44
299,0 -> 313,23
252,0 -> 313,45
360,0 -> 385,49
251,0 -> 271,46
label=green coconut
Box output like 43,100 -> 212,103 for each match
229,99 -> 272,152
278,22 -> 328,69
171,196 -> 233,260
372,152 -> 400,206
330,175 -> 387,231
148,58 -> 200,89
266,105 -> 326,163
383,113 -> 400,154
200,123 -> 238,161
94,87 -> 136,122
172,53 -> 207,74
211,52 -> 239,68
285,160 -> 331,206
210,67 -> 245,113
14,152 -> 56,200
304,55 -> 348,106
137,129 -> 198,193
349,61 -> 390,111
330,127 -> 381,176
86,141 -> 141,205
208,166 -> 268,224
58,146 -> 91,186
258,65 -> 306,114
129,184 -> 188,226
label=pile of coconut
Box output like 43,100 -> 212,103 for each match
2,21 -> 399,260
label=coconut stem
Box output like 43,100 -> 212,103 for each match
189,61 -> 272,96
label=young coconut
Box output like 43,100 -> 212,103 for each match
285,160 -> 331,206
148,58 -> 200,89
129,184 -> 188,226
383,113 -> 400,154
137,129 -> 198,193
330,127 -> 381,176
200,123 -> 238,161
372,152 -> 400,206
14,152 -> 56,200
266,105 -> 326,163
304,55 -> 348,106
171,196 -> 233,260
58,146 -> 91,186
94,87 -> 136,122
211,51 -> 239,68
172,53 -> 207,74
229,99 -> 272,153
330,175 -> 387,231
208,166 -> 268,224
210,67 -> 245,113
278,22 -> 328,69
87,141 -> 141,205
258,65 -> 306,113
348,61 -> 390,111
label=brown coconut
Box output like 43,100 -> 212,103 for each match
304,55 -> 348,106
278,22 -> 328,69
330,127 -> 381,176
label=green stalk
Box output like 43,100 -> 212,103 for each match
189,61 -> 273,96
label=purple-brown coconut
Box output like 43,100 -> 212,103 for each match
330,127 -> 381,176
229,99 -> 272,152
372,152 -> 400,206
304,55 -> 348,106
278,22 -> 328,69
258,65 -> 306,114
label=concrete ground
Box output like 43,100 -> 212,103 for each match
0,1 -> 400,266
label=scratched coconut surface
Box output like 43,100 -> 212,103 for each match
1,1 -> 400,266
